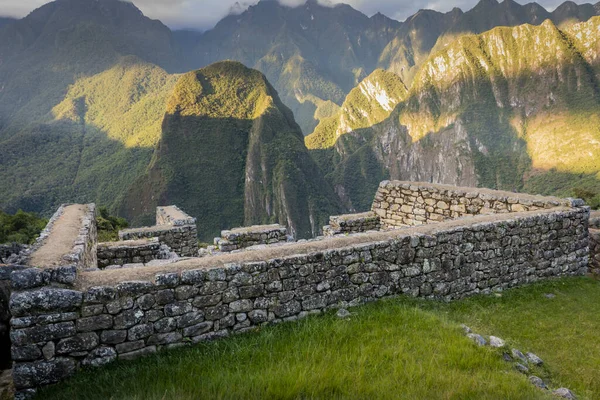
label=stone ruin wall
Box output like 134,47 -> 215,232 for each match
97,239 -> 164,269
589,212 -> 600,274
372,181 -> 582,228
215,225 -> 289,252
118,206 -> 198,258
323,212 -> 381,237
1,185 -> 594,398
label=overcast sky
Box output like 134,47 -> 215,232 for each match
0,0 -> 595,30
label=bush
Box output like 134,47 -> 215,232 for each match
0,210 -> 48,244
97,207 -> 129,242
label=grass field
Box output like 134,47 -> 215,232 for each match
39,277 -> 600,400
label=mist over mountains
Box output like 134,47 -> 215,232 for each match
0,0 -> 599,239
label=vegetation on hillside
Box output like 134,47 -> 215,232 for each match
0,210 -> 47,245
96,207 -> 128,242
308,17 -> 600,211
122,61 -> 341,240
39,277 -> 600,399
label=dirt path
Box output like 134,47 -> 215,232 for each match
29,204 -> 87,268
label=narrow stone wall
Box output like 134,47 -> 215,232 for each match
97,239 -> 164,269
215,224 -> 288,252
590,211 -> 600,229
323,212 -> 381,237
0,265 -> 27,370
372,181 -> 581,228
9,206 -> 589,398
119,206 -> 197,257
590,229 -> 600,275
0,244 -> 28,264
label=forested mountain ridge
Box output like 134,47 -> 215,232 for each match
1,0 -> 600,237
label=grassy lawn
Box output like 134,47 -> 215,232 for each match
39,277 -> 600,400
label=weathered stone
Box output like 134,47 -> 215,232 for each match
467,333 -> 486,346
511,349 -> 528,364
77,315 -> 113,332
10,288 -> 83,317
11,322 -> 76,346
229,299 -> 253,313
115,340 -> 145,354
11,268 -> 49,290
177,311 -> 205,328
118,346 -> 157,361
164,302 -> 192,317
526,352 -> 543,366
247,310 -> 268,324
182,322 -> 212,337
553,388 -> 576,399
56,332 -> 99,354
12,345 -> 42,361
128,323 -> 153,341
489,336 -> 505,348
42,342 -> 56,360
136,294 -> 156,310
113,309 -> 144,330
13,358 -> 76,389
336,308 -> 351,319
205,305 -> 229,321
529,376 -> 547,389
81,346 -> 117,367
515,363 -> 529,374
147,332 -> 183,346
100,330 -> 127,345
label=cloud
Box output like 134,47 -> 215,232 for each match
0,0 -> 595,30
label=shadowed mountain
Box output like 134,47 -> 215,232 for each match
122,61 -> 341,240
0,17 -> 16,29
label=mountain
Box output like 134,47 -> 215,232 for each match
378,0 -> 600,86
0,0 -> 177,138
181,0 -> 402,134
121,61 -> 340,239
309,17 -> 600,211
0,17 -> 16,29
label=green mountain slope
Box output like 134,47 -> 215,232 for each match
378,0 -> 600,87
0,57 -> 176,215
122,61 -> 340,240
306,69 -> 408,149
312,17 -> 600,211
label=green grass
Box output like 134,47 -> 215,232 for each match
39,277 -> 600,400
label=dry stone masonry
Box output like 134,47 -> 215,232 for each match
119,206 -> 197,257
2,183 -> 595,399
96,239 -> 170,269
323,212 -> 381,236
214,224 -> 289,252
372,181 -> 582,228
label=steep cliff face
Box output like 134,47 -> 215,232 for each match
312,17 -> 600,211
122,62 -> 340,240
306,69 -> 408,149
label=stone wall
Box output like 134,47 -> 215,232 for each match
372,181 -> 581,228
590,211 -> 600,229
323,212 -> 381,237
0,265 -> 27,370
590,229 -> 600,275
8,206 -> 589,398
215,224 -> 288,252
156,206 -> 197,227
0,244 -> 28,264
97,239 -> 165,269
119,206 -> 197,258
